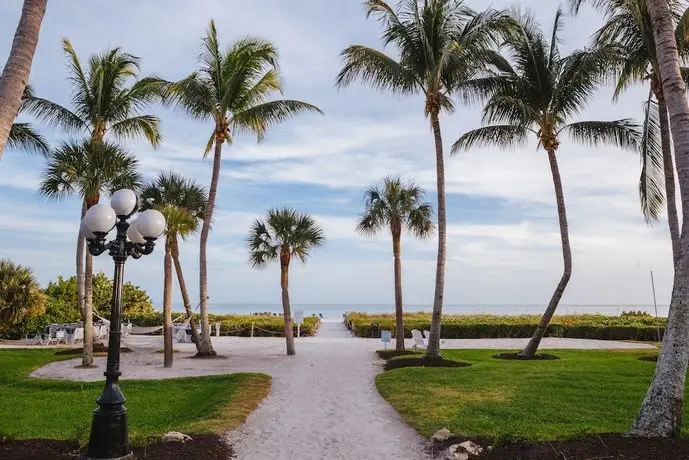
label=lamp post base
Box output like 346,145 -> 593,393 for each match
85,406 -> 131,460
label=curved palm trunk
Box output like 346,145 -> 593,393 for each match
630,0 -> 689,437
425,109 -> 447,359
519,149 -> 572,357
280,254 -> 295,356
658,95 -> 681,265
0,0 -> 47,159
171,236 -> 201,350
196,136 -> 221,358
77,199 -> 86,316
163,236 -> 173,368
392,230 -> 405,352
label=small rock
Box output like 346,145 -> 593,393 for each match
444,445 -> 469,460
487,445 -> 493,451
432,427 -> 453,442
457,441 -> 483,456
161,431 -> 193,443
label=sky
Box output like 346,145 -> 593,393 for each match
0,0 -> 675,310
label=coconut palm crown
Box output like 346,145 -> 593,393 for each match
453,9 -> 641,357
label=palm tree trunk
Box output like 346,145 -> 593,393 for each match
658,95 -> 681,265
171,236 -> 201,350
163,236 -> 174,368
196,136 -> 221,358
77,199 -> 87,317
630,0 -> 689,437
82,251 -> 95,367
392,230 -> 405,352
425,109 -> 447,359
519,148 -> 572,357
0,0 -> 47,159
281,259 -> 295,356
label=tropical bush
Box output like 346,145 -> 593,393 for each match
0,259 -> 47,336
345,312 -> 665,341
123,312 -> 320,337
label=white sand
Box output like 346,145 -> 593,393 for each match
21,320 -> 654,460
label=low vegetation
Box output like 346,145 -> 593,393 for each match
0,349 -> 271,445
346,312 -> 664,341
376,349 -> 687,441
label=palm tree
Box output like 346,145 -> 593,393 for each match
0,259 -> 47,335
40,140 -> 142,366
336,0 -> 512,358
247,208 -> 325,355
452,9 -> 641,357
23,39 -> 165,362
7,85 -> 49,156
629,0 -> 689,438
356,177 -> 434,352
140,172 -> 208,366
0,0 -> 47,159
168,20 -> 322,357
572,0 -> 689,266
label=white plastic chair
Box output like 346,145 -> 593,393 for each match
423,330 -> 431,340
54,330 -> 66,344
67,327 -> 84,345
411,329 -> 426,352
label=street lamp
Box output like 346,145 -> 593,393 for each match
82,188 -> 165,460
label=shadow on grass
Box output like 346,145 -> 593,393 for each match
384,357 -> 471,371
376,350 -> 417,360
638,355 -> 658,362
493,352 -> 560,361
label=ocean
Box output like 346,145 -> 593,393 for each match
170,303 -> 669,318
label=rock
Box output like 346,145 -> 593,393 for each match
161,431 -> 193,443
457,441 -> 483,456
444,445 -> 469,460
432,427 -> 453,443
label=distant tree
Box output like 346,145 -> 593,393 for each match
0,0 -> 47,159
0,259 -> 47,335
453,9 -> 640,357
247,208 -> 325,355
169,20 -> 321,357
356,177 -> 434,351
141,172 -> 208,366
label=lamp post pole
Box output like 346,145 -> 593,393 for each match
81,190 -> 165,460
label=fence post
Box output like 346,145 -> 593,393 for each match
215,322 -> 220,337
251,323 -> 254,338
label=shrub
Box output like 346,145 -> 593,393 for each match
0,259 -> 47,337
9,298 -> 81,338
345,312 -> 665,341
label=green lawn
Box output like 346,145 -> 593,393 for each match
0,349 -> 271,445
376,349 -> 686,442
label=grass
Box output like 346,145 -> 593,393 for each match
375,349 -> 685,442
0,349 -> 271,446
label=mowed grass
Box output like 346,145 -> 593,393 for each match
375,349 -> 687,442
0,349 -> 270,445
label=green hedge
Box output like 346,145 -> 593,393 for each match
122,312 -> 320,337
345,312 -> 665,341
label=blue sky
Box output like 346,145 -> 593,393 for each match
0,1 -> 674,309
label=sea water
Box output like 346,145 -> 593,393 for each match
169,303 -> 668,318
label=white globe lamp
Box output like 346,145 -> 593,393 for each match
84,203 -> 117,236
80,219 -> 96,240
110,189 -> 138,217
126,220 -> 147,244
136,209 -> 166,239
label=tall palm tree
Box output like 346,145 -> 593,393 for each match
356,177 -> 434,352
168,20 -> 322,358
0,259 -> 47,335
0,0 -> 47,159
629,0 -> 689,438
40,139 -> 141,366
24,39 -> 165,362
452,9 -> 641,357
572,0 -> 689,265
140,172 -> 208,366
247,208 -> 325,355
336,0 -> 512,358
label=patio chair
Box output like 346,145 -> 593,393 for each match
411,329 -> 426,352
54,330 -> 66,345
67,327 -> 84,345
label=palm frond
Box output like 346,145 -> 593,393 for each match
232,100 -> 322,142
20,96 -> 86,132
559,119 -> 641,150
639,96 -> 665,223
452,125 -> 531,154
336,45 -> 418,94
108,115 -> 162,147
168,73 -> 217,121
7,123 -> 50,156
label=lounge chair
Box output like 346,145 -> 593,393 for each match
411,329 -> 426,352
67,327 -> 84,345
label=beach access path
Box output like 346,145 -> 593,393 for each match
25,319 -> 654,460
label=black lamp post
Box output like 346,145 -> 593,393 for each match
81,189 -> 166,460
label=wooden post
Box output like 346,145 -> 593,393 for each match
297,323 -> 301,338
251,323 -> 254,338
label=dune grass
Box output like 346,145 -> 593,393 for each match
0,349 -> 270,446
375,349 -> 687,442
